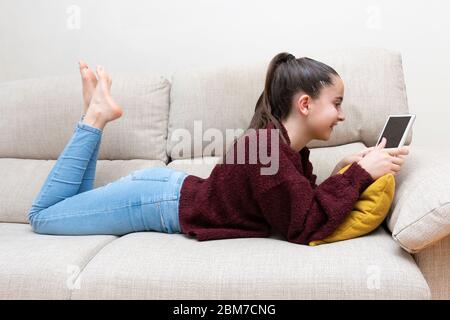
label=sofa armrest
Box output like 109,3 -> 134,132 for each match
386,146 -> 450,253
413,236 -> 450,299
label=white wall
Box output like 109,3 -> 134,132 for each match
1,0 -> 449,149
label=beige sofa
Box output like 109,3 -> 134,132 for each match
0,48 -> 448,300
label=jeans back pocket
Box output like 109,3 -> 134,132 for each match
131,167 -> 174,182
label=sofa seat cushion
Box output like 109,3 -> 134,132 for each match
0,223 -> 117,299
71,227 -> 430,299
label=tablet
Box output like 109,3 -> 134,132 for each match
375,114 -> 416,148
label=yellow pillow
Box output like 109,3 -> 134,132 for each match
309,164 -> 395,246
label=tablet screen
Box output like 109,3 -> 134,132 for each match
377,116 -> 412,148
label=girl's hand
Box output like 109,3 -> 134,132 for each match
357,137 -> 408,179
342,144 -> 410,166
332,147 -> 375,175
342,147 -> 375,166
332,144 -> 410,176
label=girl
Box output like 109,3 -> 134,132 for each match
28,53 -> 409,244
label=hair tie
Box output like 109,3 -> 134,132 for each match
286,53 -> 296,62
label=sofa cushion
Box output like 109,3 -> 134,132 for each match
386,146 -> 450,253
0,74 -> 170,161
167,48 -> 410,160
71,227 -> 429,299
0,223 -> 117,299
0,158 -> 167,223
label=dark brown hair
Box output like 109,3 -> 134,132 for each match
219,52 -> 340,165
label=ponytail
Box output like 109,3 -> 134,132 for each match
248,52 -> 296,146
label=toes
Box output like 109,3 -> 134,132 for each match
78,60 -> 88,73
79,60 -> 88,68
96,65 -> 111,91
106,73 -> 112,88
96,65 -> 113,87
96,65 -> 104,77
96,65 -> 106,81
79,60 -> 97,84
96,65 -> 109,81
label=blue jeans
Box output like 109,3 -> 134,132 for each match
28,116 -> 189,236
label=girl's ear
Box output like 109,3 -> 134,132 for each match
295,94 -> 310,115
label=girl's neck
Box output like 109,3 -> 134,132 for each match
281,118 -> 311,153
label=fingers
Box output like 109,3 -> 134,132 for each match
385,146 -> 410,157
361,146 -> 375,157
391,163 -> 401,175
390,156 -> 405,166
389,154 -> 407,176
395,146 -> 409,156
377,137 -> 387,149
400,145 -> 410,155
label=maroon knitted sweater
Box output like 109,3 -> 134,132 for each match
178,121 -> 374,244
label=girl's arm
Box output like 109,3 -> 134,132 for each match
255,162 -> 374,245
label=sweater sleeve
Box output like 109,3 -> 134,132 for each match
255,162 -> 374,245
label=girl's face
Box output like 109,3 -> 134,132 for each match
307,75 -> 345,140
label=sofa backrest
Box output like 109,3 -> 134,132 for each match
0,48 -> 413,224
0,73 -> 171,162
167,48 -> 412,160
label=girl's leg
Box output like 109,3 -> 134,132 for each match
77,113 -> 101,194
28,167 -> 188,236
28,64 -> 137,235
29,64 -> 121,216
28,120 -> 103,222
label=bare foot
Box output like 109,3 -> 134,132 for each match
78,60 -> 98,115
83,65 -> 123,129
